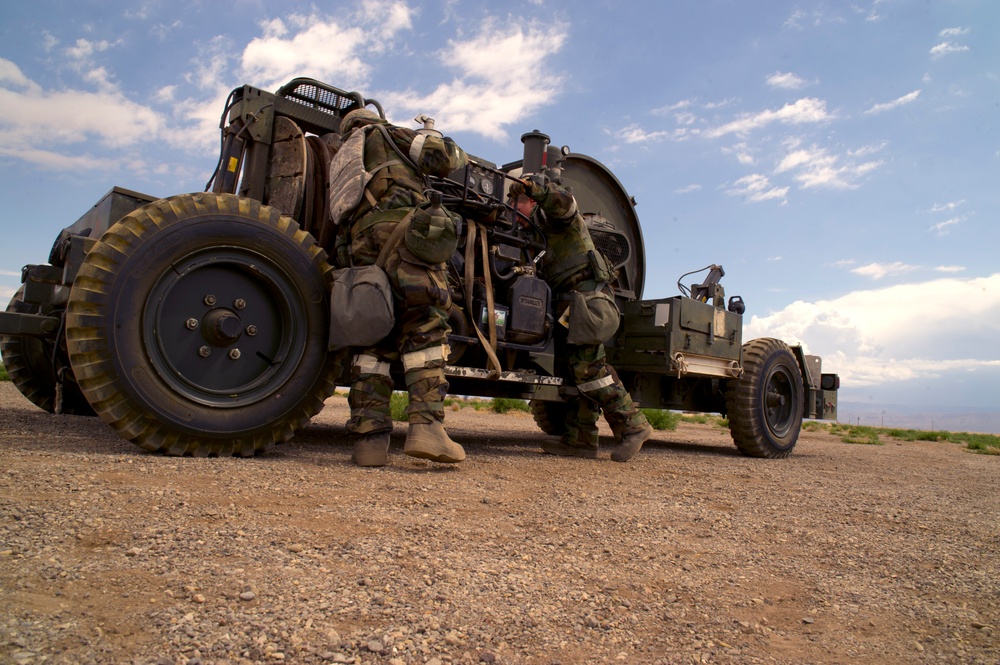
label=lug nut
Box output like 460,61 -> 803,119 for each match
234,298 -> 247,310
229,349 -> 241,360
185,318 -> 199,330
246,325 -> 258,336
204,295 -> 217,306
198,346 -> 211,357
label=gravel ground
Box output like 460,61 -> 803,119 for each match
0,381 -> 997,665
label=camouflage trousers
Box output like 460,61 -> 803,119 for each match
563,342 -> 648,449
347,219 -> 452,434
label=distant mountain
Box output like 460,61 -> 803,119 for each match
835,401 -> 1000,435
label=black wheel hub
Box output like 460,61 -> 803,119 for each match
142,248 -> 307,406
764,369 -> 795,437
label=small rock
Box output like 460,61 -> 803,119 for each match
192,594 -> 206,603
239,591 -> 257,601
367,639 -> 384,653
288,543 -> 305,553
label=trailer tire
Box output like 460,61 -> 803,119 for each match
65,193 -> 341,457
1,287 -> 95,416
529,399 -> 571,437
725,337 -> 803,458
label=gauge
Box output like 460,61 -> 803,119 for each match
467,175 -> 477,190
480,177 -> 494,196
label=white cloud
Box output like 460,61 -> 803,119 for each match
929,217 -> 963,236
864,89 -> 920,115
930,42 -> 969,57
380,19 -> 567,140
935,265 -> 965,273
674,184 -> 701,194
850,262 -> 918,280
0,6 -> 570,175
652,99 -> 692,115
775,143 -> 882,189
725,173 -> 789,204
705,98 -> 832,138
0,81 -> 164,150
0,59 -> 38,92
613,124 -> 675,144
241,16 -> 372,91
745,274 -> 1000,388
766,72 -> 808,90
721,141 -> 755,165
41,31 -> 58,52
929,200 -> 965,213
65,38 -> 119,62
358,0 -> 414,37
783,8 -> 845,30
939,27 -> 970,38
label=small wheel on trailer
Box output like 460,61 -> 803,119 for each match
529,399 -> 572,437
1,286 -> 95,416
65,192 -> 341,456
725,337 -> 804,458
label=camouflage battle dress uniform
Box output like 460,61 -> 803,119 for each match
339,109 -> 468,466
512,178 -> 653,462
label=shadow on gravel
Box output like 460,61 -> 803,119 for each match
643,437 -> 744,458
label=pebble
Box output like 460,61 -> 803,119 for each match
0,386 -> 997,664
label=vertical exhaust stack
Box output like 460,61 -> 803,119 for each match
520,130 -> 550,176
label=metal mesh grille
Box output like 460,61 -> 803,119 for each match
590,229 -> 631,268
283,83 -> 354,115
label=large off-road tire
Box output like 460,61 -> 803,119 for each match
529,399 -> 571,437
725,338 -> 804,458
65,193 -> 340,457
1,286 -> 94,416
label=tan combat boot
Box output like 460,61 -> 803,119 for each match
403,422 -> 466,463
352,432 -> 390,467
540,438 -> 600,459
610,422 -> 654,463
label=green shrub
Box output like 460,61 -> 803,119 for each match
838,425 -> 882,445
491,398 -> 530,414
887,428 -> 964,444
641,409 -> 680,431
0,362 -> 9,382
679,413 -> 710,425
390,392 -> 409,422
951,432 -> 1000,454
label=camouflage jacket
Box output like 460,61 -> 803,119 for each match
352,125 -> 467,229
528,181 -> 609,293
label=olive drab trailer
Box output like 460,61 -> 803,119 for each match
0,78 -> 839,458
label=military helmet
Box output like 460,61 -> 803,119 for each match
340,108 -> 384,134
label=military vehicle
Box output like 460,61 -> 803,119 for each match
0,78 -> 839,459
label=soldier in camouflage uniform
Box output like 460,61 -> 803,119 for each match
338,108 -> 469,467
510,177 -> 653,462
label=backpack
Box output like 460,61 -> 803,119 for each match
327,124 -> 408,227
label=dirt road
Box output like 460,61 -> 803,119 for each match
1,382 -> 997,664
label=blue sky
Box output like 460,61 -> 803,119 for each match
1,0 -> 997,410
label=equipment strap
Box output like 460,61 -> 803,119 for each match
463,221 -> 502,377
375,209 -> 415,269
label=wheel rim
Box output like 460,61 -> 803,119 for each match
763,365 -> 796,438
143,247 -> 308,407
